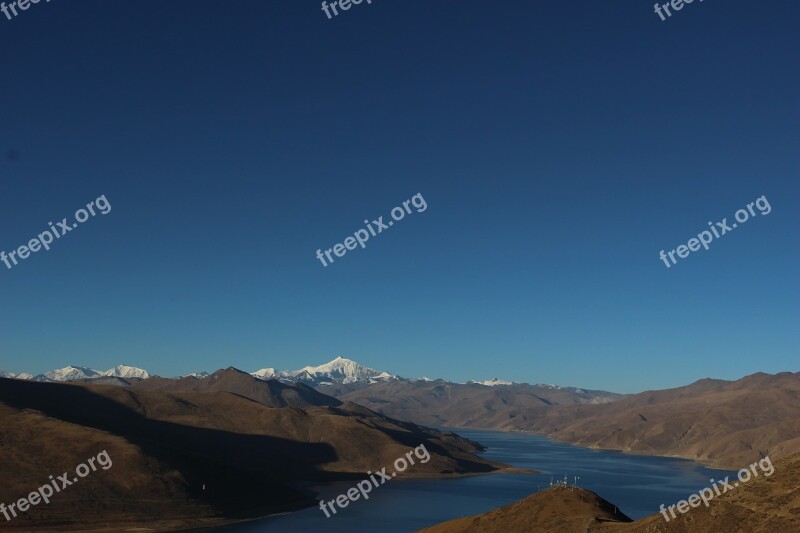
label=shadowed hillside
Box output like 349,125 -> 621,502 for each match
134,367 -> 343,408
0,377 -> 512,531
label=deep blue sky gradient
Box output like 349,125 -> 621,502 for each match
1,0 -> 798,392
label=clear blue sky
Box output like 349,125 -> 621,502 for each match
0,0 -> 797,393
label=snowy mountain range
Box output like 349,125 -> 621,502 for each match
1,357 -> 537,388
0,370 -> 33,380
0,365 -> 150,382
0,357 -> 395,386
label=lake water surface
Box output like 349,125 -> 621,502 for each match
214,429 -> 735,532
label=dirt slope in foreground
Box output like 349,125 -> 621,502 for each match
419,487 -> 631,532
420,453 -> 800,532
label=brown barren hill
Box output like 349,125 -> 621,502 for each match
421,453 -> 800,533
603,452 -> 800,532
521,372 -> 800,469
0,376 -> 512,531
0,402 -> 241,532
419,487 -> 632,533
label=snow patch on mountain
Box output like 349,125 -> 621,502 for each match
182,371 -> 210,379
469,378 -> 515,387
535,384 -> 563,390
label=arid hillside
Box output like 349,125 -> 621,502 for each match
421,453 -> 800,533
521,372 -> 800,469
419,487 -> 632,532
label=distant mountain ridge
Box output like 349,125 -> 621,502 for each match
2,356 -> 606,391
324,378 -> 623,430
0,364 -> 151,382
2,357 -> 399,386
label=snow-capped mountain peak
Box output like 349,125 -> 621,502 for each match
40,366 -> 101,382
101,365 -> 150,379
251,367 -> 280,380
295,356 -> 396,384
249,356 -> 397,386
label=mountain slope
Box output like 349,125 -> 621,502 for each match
420,487 -> 632,532
0,377 -> 512,531
518,372 -> 800,469
133,367 -> 343,408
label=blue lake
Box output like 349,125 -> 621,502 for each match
213,429 -> 735,532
